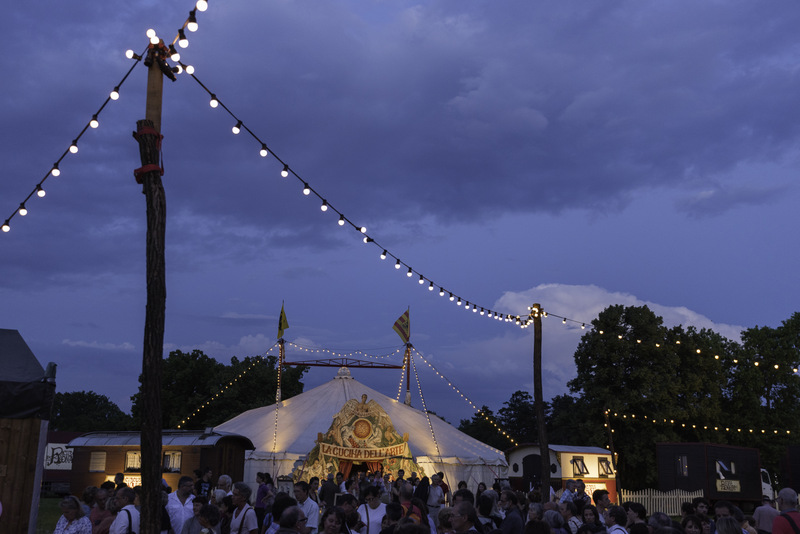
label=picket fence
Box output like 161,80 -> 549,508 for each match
618,488 -> 704,516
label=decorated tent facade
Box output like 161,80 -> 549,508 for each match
215,367 -> 507,491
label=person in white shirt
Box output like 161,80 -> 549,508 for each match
604,506 -> 628,534
294,481 -> 321,534
167,476 -> 196,534
230,482 -> 259,534
427,475 -> 446,527
110,488 -> 140,534
357,486 -> 386,534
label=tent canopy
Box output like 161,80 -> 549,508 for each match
0,329 -> 55,419
215,367 -> 507,488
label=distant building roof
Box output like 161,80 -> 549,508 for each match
507,443 -> 612,455
68,429 -> 255,449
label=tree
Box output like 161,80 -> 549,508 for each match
457,406 -> 512,450
131,349 -> 307,429
51,391 -> 134,431
498,390 -> 539,443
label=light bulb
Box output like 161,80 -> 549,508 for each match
1,221 -> 9,233
418,275 -> 424,284
380,250 -> 387,260
110,87 -> 120,100
51,164 -> 60,177
150,35 -> 160,45
281,165 -> 289,177
457,298 -> 462,306
320,200 -> 328,212
196,0 -> 208,12
449,293 -> 454,301
232,121 -> 242,134
209,94 -> 218,108
407,268 -> 413,277
178,29 -> 189,48
36,185 -> 46,198
360,226 -> 367,233
260,144 -> 268,157
18,204 -> 27,216
428,282 -> 434,291
302,183 -> 311,195
90,115 -> 99,128
125,49 -> 135,59
395,260 -> 401,269
69,141 -> 78,154
185,65 -> 195,74
363,237 -> 370,244
169,45 -> 180,62
480,308 -> 485,315
146,28 -> 156,39
187,11 -> 199,32
439,288 -> 445,296
338,215 -> 344,226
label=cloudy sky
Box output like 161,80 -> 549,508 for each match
2,1 -> 798,428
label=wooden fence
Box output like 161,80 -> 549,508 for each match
618,488 -> 704,516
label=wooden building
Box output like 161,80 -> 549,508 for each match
68,430 -> 254,491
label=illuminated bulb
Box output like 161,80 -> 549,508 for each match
187,10 -> 199,32
338,215 -> 345,226
125,49 -> 135,59
439,288 -> 445,296
51,164 -> 60,177
69,141 -> 78,154
178,29 -> 189,48
209,94 -> 218,108
281,165 -> 289,177
360,226 -> 367,233
302,183 -> 310,195
150,34 -> 160,45
320,200 -> 328,211
696,349 -> 701,354
754,362 -> 759,366
363,237 -> 371,244
395,260 -> 401,269
599,330 -> 604,334
407,268 -> 413,277
1,220 -> 9,232
90,115 -> 99,128
18,203 -> 27,216
196,0 -> 208,11
473,305 -> 477,312
146,28 -> 156,39
185,65 -> 195,74
260,144 -> 268,157
449,293 -> 454,301
110,87 -> 120,100
380,250 -> 387,260
36,185 -> 46,197
169,45 -> 180,62
480,308 -> 485,315
563,318 -> 566,324
581,323 -> 586,329
418,275 -> 424,284
232,121 -> 242,134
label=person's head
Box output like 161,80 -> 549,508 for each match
778,488 -> 799,512
592,490 -> 610,510
431,474 -> 441,486
320,506 -> 346,534
294,481 -> 310,503
681,515 -> 703,534
178,475 -> 195,497
605,505 -> 626,527
384,473 -> 392,484
310,477 -> 320,491
528,502 -> 544,522
364,485 -> 381,509
257,472 -> 266,484
499,490 -> 518,511
281,505 -> 311,534
648,512 -> 671,532
337,493 -> 358,515
575,480 -> 586,493
714,501 -> 734,519
399,481 -> 415,502
95,488 -> 108,509
451,501 -> 478,533
477,482 -> 487,492
115,487 -> 136,509
217,474 -> 232,492
198,503 -> 221,528
692,498 -> 710,517
458,480 -> 468,490
544,509 -> 565,529
478,493 -> 497,517
582,505 -> 599,525
203,467 -> 213,480
114,473 -> 125,485
272,492 -> 298,524
193,495 -> 208,515
336,472 -> 344,484
699,515 -> 712,534
211,489 -> 227,506
232,482 -> 252,508
60,496 -> 84,520
624,502 -> 647,523
385,502 -> 404,526
82,486 -> 97,506
565,480 -> 576,491
559,502 -> 577,520
220,495 -> 234,515
100,480 -> 116,492
453,488 -> 475,506
398,469 -> 405,479
438,507 -> 455,531
716,517 -> 741,534
680,502 -> 695,517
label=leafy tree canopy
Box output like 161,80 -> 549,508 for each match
51,390 -> 135,431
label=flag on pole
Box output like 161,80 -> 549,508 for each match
393,309 -> 410,343
278,303 -> 289,340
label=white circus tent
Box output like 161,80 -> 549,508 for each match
215,367 -> 507,492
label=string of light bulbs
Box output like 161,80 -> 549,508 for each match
409,350 -> 443,459
606,410 -> 793,437
284,341 -> 404,360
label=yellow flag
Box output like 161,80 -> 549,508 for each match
393,309 -> 410,343
278,304 -> 289,340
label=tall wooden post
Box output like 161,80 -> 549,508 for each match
134,44 -> 167,534
531,304 -> 551,499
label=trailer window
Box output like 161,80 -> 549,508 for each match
677,455 -> 689,477
163,451 -> 182,473
571,456 -> 589,476
125,451 -> 142,472
598,457 -> 613,477
89,451 -> 106,472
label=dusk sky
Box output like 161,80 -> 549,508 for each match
2,1 -> 798,429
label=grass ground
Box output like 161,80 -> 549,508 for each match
36,497 -> 61,534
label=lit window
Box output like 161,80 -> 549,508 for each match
163,451 -> 182,473
125,451 -> 142,472
89,452 -> 107,472
599,457 -> 614,477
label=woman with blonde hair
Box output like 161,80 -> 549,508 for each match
53,495 -> 92,534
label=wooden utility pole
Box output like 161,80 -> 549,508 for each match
133,41 -> 174,534
531,303 -> 551,499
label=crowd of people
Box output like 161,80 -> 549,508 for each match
53,469 -> 800,534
